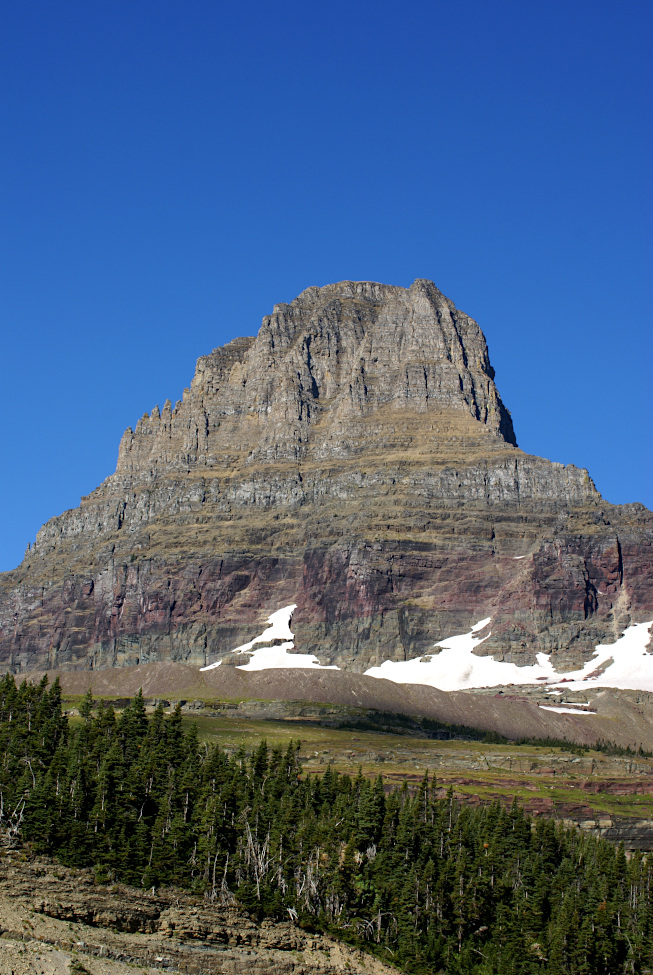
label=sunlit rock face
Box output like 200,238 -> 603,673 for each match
1,279 -> 652,675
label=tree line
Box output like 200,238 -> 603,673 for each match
0,673 -> 651,974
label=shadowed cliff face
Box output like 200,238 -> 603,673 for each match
1,279 -> 652,675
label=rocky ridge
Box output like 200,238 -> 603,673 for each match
1,279 -> 652,681
0,845 -> 398,975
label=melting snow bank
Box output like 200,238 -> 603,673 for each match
546,620 -> 653,692
200,605 -> 339,673
364,618 -> 653,694
538,705 -> 596,715
201,608 -> 653,692
364,620 -> 557,692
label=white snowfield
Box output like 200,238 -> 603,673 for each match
200,605 -> 339,673
364,619 -> 559,692
538,705 -> 597,715
200,604 -> 653,696
365,618 -> 653,696
544,620 -> 653,692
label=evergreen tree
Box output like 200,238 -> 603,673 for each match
1,675 -> 651,975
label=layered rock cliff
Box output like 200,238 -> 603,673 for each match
0,846 -> 399,975
1,279 -> 652,674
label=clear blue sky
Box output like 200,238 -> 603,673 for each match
1,0 -> 651,572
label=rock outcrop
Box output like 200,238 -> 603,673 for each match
0,846 -> 399,974
1,279 -> 652,675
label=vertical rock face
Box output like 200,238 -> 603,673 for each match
114,279 -> 516,476
0,280 -> 651,675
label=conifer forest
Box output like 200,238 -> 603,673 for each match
1,674 -> 651,974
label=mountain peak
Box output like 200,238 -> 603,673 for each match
116,281 -> 516,477
5,279 -> 650,706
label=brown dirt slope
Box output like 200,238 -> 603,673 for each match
23,662 -> 653,750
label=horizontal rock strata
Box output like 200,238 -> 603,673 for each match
1,279 -> 652,678
0,847 -> 398,974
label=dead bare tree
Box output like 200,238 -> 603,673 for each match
0,794 -> 25,848
244,820 -> 270,900
294,846 -> 321,913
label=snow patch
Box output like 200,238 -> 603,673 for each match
200,604 -> 339,673
364,621 -> 557,692
238,642 -> 339,672
364,618 -> 653,694
549,621 -> 653,692
471,617 -> 492,632
201,658 -> 222,672
201,605 -> 653,695
538,705 -> 597,716
232,604 -> 297,654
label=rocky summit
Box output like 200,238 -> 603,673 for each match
1,279 -> 652,677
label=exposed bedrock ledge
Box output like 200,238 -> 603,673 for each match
25,452 -> 600,556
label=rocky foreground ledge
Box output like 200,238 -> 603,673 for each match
0,845 -> 398,975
